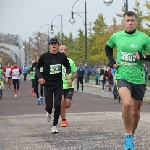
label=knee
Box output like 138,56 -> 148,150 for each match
123,102 -> 132,110
66,101 -> 71,108
132,109 -> 140,118
66,104 -> 71,108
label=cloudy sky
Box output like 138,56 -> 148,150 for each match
0,0 -> 147,41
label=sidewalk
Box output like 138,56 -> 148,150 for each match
75,79 -> 150,103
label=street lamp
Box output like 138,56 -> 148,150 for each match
103,0 -> 128,11
103,0 -> 113,6
39,24 -> 50,52
69,0 -> 88,82
50,25 -> 62,35
50,14 -> 63,44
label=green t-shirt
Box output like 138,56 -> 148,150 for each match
0,69 -> 3,76
107,30 -> 150,84
28,66 -> 35,80
62,58 -> 77,89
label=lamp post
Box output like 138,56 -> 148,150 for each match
103,0 -> 128,11
23,42 -> 27,64
50,14 -> 63,44
69,0 -> 88,82
39,24 -> 50,52
28,37 -> 32,66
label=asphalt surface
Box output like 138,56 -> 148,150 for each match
0,78 -> 150,150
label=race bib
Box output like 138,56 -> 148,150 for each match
40,67 -> 43,72
62,67 -> 66,76
50,64 -> 61,74
121,52 -> 137,66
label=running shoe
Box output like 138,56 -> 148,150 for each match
124,134 -> 135,150
61,120 -> 67,127
51,126 -> 58,134
37,98 -> 41,105
40,97 -> 44,104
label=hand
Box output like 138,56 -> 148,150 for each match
112,63 -> 119,69
65,74 -> 69,80
33,67 -> 35,70
67,79 -> 72,87
38,78 -> 45,84
134,52 -> 140,60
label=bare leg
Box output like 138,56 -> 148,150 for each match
131,99 -> 142,134
119,87 -> 132,134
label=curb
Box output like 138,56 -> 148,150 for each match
75,82 -> 150,104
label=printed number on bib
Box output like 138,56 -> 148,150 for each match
50,64 -> 61,74
121,52 -> 137,66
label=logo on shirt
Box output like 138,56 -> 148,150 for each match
130,43 -> 138,49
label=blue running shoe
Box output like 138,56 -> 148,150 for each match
124,134 -> 135,150
40,97 -> 44,104
37,98 -> 41,105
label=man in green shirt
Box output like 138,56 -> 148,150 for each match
59,45 -> 77,127
105,11 -> 150,150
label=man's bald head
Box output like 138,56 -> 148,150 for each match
59,45 -> 67,55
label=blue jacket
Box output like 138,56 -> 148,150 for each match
22,66 -> 28,74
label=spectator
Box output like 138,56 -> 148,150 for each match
99,66 -> 107,92
77,63 -> 85,91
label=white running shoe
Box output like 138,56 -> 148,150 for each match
46,112 -> 51,122
14,94 -> 17,97
51,126 -> 58,134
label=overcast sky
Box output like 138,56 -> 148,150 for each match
0,0 -> 147,41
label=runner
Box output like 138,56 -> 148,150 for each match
35,38 -> 71,133
11,62 -> 22,97
105,11 -> 150,150
3,63 -> 12,90
30,55 -> 44,104
59,45 -> 77,127
28,60 -> 36,96
22,63 -> 28,83
0,76 -> 4,99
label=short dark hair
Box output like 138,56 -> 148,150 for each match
123,11 -> 138,20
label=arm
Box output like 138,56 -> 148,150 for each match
135,52 -> 150,61
35,56 -> 43,79
30,62 -> 36,71
19,67 -> 22,75
71,61 -> 77,81
63,55 -> 71,75
105,45 -> 116,66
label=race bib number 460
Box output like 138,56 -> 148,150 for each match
121,52 -> 137,66
50,64 -> 61,74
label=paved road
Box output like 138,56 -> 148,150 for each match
0,78 -> 150,150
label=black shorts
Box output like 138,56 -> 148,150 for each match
62,88 -> 74,100
117,79 -> 146,100
8,77 -> 12,79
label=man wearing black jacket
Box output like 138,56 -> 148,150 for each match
36,38 -> 71,134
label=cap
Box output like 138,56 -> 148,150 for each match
49,38 -> 58,44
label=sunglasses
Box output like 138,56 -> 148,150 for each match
50,42 -> 57,45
